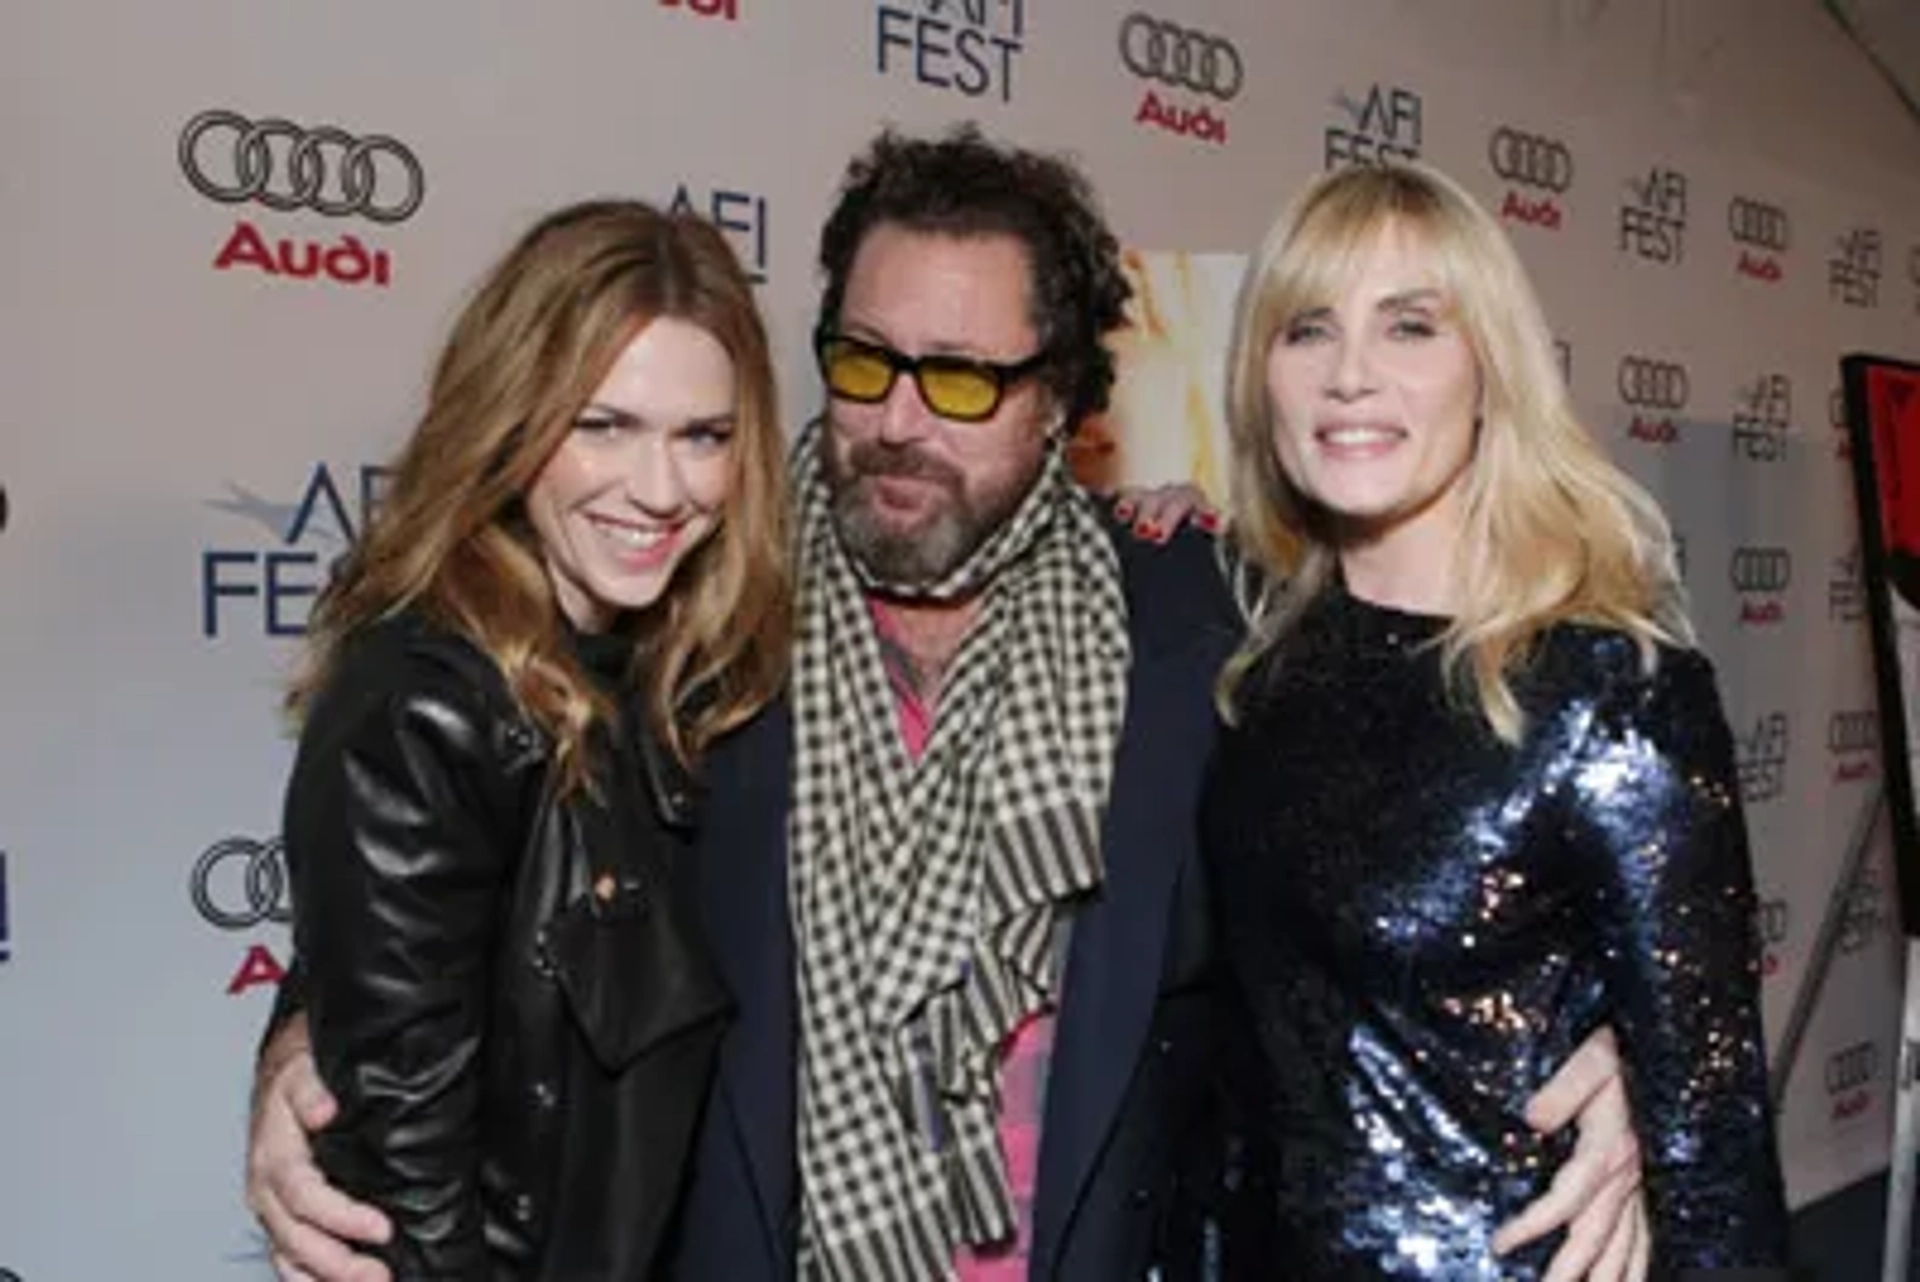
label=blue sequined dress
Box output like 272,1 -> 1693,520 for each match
1201,585 -> 1789,1278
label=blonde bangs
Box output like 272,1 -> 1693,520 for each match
1218,163 -> 1689,737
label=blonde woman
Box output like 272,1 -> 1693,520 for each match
277,201 -> 790,1278
1202,163 -> 1788,1277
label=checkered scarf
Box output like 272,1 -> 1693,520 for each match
787,419 -> 1129,1281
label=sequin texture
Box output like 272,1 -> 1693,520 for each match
1202,586 -> 1789,1277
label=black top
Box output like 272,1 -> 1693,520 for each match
1201,585 -> 1789,1278
286,613 -> 728,1280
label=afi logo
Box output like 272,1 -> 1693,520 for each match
660,0 -> 738,18
1839,874 -> 1889,955
1731,374 -> 1791,462
1488,127 -> 1571,231
1123,14 -> 1241,146
1826,1040 -> 1878,1120
201,462 -> 392,638
1830,227 -> 1882,307
1736,712 -> 1789,803
189,836 -> 292,996
1617,355 -> 1687,444
876,0 -> 1025,104
1830,546 -> 1865,622
1324,82 -> 1421,170
669,183 -> 769,284
1618,166 -> 1686,265
1728,196 -> 1789,283
1754,896 -> 1788,978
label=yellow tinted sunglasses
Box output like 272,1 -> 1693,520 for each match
814,330 -> 1049,424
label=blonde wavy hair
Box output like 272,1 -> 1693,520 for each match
1220,162 -> 1689,741
290,200 -> 792,788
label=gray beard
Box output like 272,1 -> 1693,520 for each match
825,443 -> 1032,590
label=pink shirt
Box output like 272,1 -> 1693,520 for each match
869,599 -> 1055,1280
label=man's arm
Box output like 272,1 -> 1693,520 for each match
246,1012 -> 393,1282
1495,1026 -> 1649,1282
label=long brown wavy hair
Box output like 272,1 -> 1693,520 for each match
290,200 -> 792,788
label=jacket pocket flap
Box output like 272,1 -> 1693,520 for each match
546,885 -> 732,1072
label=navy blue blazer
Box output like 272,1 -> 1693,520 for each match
668,521 -> 1241,1281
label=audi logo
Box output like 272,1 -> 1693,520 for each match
1829,710 -> 1879,755
1826,1041 -> 1878,1094
179,109 -> 425,224
1119,13 -> 1244,101
189,836 -> 292,930
1727,196 -> 1791,252
1487,127 -> 1572,193
1616,357 -> 1690,411
1729,547 -> 1793,594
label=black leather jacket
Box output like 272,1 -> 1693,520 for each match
283,614 -> 730,1280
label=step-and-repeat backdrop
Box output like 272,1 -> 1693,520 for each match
4,2 -> 1920,1276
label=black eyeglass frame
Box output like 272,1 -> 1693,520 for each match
812,327 -> 1051,423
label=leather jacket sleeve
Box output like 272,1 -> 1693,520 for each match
284,631 -> 530,1278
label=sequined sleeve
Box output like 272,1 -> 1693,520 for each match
1562,646 -> 1789,1268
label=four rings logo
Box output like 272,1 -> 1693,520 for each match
1730,546 -> 1792,594
1618,356 -> 1687,444
1122,14 -> 1240,145
180,109 -> 424,223
1728,197 -> 1790,251
1829,709 -> 1879,783
1732,546 -> 1791,626
1618,357 -> 1688,410
1489,128 -> 1572,191
1489,128 -> 1571,231
1121,14 -> 1242,99
1826,1040 -> 1878,1120
1729,196 -> 1788,283
190,836 -> 291,996
190,836 -> 291,930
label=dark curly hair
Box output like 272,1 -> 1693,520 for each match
815,124 -> 1132,431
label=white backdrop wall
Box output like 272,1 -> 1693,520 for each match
4,2 -> 1920,1277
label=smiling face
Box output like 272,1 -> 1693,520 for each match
525,316 -> 738,631
820,224 -> 1055,586
1264,220 -> 1482,562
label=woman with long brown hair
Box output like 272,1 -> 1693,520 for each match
279,199 -> 790,1279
